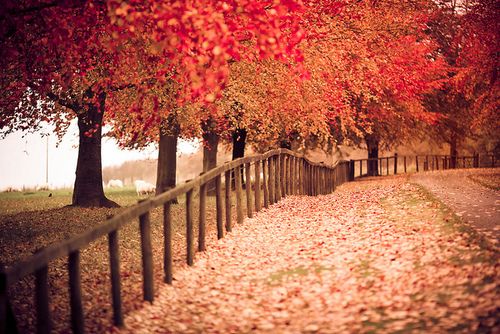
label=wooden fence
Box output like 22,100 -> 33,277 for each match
0,148 -> 351,334
349,153 -> 496,179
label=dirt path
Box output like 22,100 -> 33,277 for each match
411,168 -> 500,245
108,177 -> 498,334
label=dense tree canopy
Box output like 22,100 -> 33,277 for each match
1,0 -> 497,205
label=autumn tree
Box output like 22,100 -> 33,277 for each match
1,1 -> 307,207
107,0 -> 308,193
0,1 -> 133,207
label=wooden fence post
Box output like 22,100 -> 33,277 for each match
386,157 -> 389,175
0,264 -> 7,334
268,157 -> 275,204
349,160 -> 355,181
394,153 -> 398,175
359,160 -> 362,177
224,171 -> 232,232
254,162 -> 261,212
286,156 -> 291,195
108,231 -> 124,325
262,159 -> 269,208
68,250 -> 84,334
1,264 -> 17,334
276,154 -> 282,201
163,202 -> 173,283
186,189 -> 194,266
315,166 -> 319,195
280,155 -> 286,197
139,208 -> 154,301
35,264 -> 52,334
416,156 -> 419,172
404,156 -> 407,173
245,163 -> 253,218
199,180 -> 207,252
215,174 -> 224,239
298,157 -> 302,194
235,165 -> 244,224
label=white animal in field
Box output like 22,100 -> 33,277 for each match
107,179 -> 124,188
134,180 -> 156,196
36,184 -> 50,191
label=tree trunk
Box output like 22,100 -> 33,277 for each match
231,128 -> 246,188
280,139 -> 292,150
450,134 -> 458,168
72,92 -> 118,207
202,118 -> 219,173
202,119 -> 219,193
232,128 -> 247,160
156,120 -> 178,200
203,133 -> 219,172
366,135 -> 379,176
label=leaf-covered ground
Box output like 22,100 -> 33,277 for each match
1,190 -> 230,333
108,176 -> 499,334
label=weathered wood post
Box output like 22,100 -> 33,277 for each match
224,170 -> 232,232
314,165 -> 318,195
0,265 -> 5,334
108,231 -> 124,325
268,157 -> 275,204
394,153 -> 398,175
198,176 -> 207,252
0,264 -> 17,334
276,154 -> 282,201
186,188 -> 194,265
68,250 -> 84,334
404,156 -> 407,173
215,174 -> 224,239
163,202 -> 173,283
386,157 -> 389,175
262,159 -> 269,208
349,160 -> 355,181
281,155 -> 286,196
359,160 -> 362,177
245,163 -> 253,218
298,159 -> 303,195
35,263 -> 52,334
416,156 -> 419,172
139,207 -> 154,301
254,161 -> 261,212
285,155 -> 292,196
235,165 -> 244,224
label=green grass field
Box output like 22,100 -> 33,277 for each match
0,187 -> 146,215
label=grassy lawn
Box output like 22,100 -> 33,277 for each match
0,187 -> 141,215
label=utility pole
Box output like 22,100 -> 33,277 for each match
46,136 -> 49,185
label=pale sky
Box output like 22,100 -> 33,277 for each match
0,121 -> 199,190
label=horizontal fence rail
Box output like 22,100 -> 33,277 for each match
349,153 -> 496,179
0,148 -> 350,334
